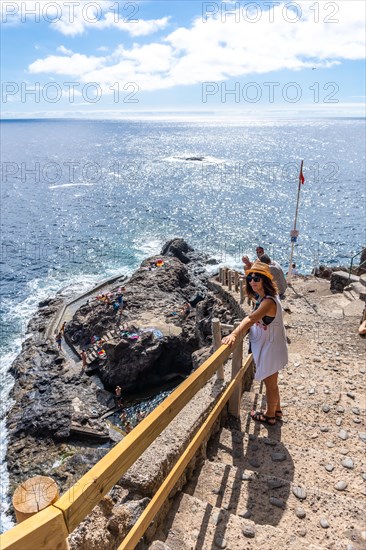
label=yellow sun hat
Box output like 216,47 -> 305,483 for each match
245,260 -> 274,280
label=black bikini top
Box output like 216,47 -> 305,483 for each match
254,295 -> 276,325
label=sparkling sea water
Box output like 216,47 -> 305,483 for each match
0,117 -> 365,530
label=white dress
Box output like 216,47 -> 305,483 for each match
249,295 -> 288,381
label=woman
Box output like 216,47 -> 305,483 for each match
222,260 -> 288,425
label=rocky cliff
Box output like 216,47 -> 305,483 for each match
64,239 -> 210,392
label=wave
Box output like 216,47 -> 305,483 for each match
49,183 -> 94,189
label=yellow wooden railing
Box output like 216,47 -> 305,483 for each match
119,353 -> 252,550
1,331 -> 251,550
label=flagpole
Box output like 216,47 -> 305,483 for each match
287,160 -> 304,282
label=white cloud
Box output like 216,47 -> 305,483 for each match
29,54 -> 107,77
45,1 -> 169,37
51,2 -> 108,36
56,45 -> 74,56
113,43 -> 173,72
1,1 -> 169,37
96,13 -> 170,37
26,1 -> 365,93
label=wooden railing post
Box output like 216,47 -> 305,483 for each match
12,476 -> 70,549
228,322 -> 243,417
239,278 -> 244,304
234,271 -> 239,292
219,267 -> 223,283
228,270 -> 232,291
223,267 -> 228,286
212,318 -> 224,380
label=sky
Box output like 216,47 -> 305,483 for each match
1,0 -> 365,118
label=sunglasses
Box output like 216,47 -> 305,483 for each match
247,274 -> 262,283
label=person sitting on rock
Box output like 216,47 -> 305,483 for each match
165,309 -> 178,317
180,302 -> 191,318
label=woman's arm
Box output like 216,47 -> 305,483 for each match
222,298 -> 276,346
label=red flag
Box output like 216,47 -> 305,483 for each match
299,164 -> 305,184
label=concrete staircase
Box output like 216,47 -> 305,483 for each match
332,271 -> 366,303
148,280 -> 366,550
150,389 -> 365,549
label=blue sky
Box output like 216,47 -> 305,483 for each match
1,0 -> 365,118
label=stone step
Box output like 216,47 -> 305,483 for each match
210,423 -> 365,499
151,489 -> 363,550
344,289 -> 359,302
345,282 -> 366,301
331,271 -> 359,294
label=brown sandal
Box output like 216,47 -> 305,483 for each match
251,410 -> 276,425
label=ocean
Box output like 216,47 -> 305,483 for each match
0,117 -> 365,530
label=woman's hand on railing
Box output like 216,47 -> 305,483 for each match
222,333 -> 237,347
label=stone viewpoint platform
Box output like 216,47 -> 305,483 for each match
149,277 -> 366,550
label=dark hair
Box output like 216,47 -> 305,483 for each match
259,254 -> 271,264
246,272 -> 279,299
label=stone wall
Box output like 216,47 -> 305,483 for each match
330,271 -> 359,293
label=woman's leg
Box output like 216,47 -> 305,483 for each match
263,372 -> 280,419
251,372 -> 281,424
